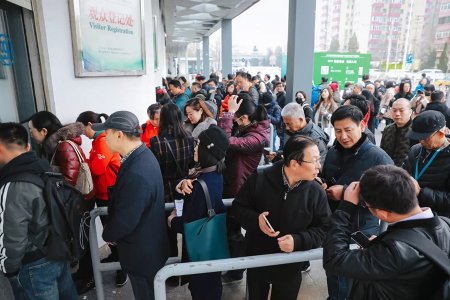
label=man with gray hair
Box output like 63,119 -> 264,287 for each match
268,103 -> 329,163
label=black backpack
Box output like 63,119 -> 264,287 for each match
10,172 -> 90,262
385,217 -> 450,300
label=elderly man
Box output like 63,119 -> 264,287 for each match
270,102 -> 329,163
380,98 -> 414,166
403,111 -> 450,217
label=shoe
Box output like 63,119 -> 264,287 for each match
221,272 -> 243,285
76,278 -> 95,295
116,270 -> 128,287
301,261 -> 311,273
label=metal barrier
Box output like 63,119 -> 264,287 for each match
153,248 -> 324,300
89,198 -> 235,300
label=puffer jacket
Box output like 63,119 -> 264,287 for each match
0,152 -> 50,274
89,132 -> 121,200
380,119 -> 413,166
403,142 -> 450,217
324,201 -> 450,300
43,123 -> 87,187
218,112 -> 270,197
265,100 -> 282,128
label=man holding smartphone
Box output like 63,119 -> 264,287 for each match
231,136 -> 331,300
323,165 -> 450,300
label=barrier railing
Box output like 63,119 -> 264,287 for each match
153,248 -> 325,300
89,198 -> 235,300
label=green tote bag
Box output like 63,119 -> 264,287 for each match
183,179 -> 230,262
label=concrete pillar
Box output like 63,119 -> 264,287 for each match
286,0 -> 316,104
203,36 -> 210,75
221,19 -> 232,76
196,44 -> 201,74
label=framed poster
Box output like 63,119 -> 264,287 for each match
69,0 -> 146,77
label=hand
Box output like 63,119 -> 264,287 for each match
167,209 -> 177,228
258,212 -> 280,238
277,235 -> 294,253
180,179 -> 194,195
326,185 -> 344,201
228,95 -> 243,113
410,176 -> 420,196
343,182 -> 360,205
265,152 -> 277,162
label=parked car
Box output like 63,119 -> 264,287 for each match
415,69 -> 446,81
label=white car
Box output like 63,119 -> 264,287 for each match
415,69 -> 446,81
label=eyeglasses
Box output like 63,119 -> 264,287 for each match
298,158 -> 321,165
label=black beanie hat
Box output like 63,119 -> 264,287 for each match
198,125 -> 229,161
261,92 -> 274,106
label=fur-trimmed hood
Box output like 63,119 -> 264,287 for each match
43,122 -> 85,157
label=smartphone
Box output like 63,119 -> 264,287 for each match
262,215 -> 275,232
351,231 -> 371,248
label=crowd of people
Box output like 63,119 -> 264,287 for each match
0,69 -> 449,300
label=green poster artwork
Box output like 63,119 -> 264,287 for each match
313,52 -> 371,88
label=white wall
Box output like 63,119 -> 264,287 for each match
152,0 -> 167,87
40,0 -> 164,124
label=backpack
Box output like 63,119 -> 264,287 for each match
10,172 -> 90,262
50,140 -> 94,196
385,217 -> 450,300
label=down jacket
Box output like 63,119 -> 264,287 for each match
380,119 -> 413,166
218,112 -> 270,197
324,201 -> 450,300
43,123 -> 87,187
403,142 -> 450,217
0,152 -> 50,275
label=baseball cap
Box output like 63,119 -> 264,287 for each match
406,110 -> 446,141
91,111 -> 140,133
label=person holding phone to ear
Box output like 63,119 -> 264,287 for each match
231,135 -> 331,300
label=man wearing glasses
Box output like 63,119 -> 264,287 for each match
403,110 -> 450,217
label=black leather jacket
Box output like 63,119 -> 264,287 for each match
324,201 -> 450,300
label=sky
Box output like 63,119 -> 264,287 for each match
210,0 -> 289,54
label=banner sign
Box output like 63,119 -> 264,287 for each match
69,0 -> 146,77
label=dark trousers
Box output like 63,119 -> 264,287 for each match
129,274 -> 155,300
188,272 -> 222,300
326,273 -> 349,300
247,268 -> 302,300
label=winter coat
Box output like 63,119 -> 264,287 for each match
380,119 -> 414,166
282,121 -> 329,164
43,123 -> 87,187
231,161 -> 331,279
403,142 -> 450,217
243,85 -> 260,104
150,133 -> 195,202
394,92 -> 414,101
323,201 -> 450,300
276,91 -> 287,108
265,100 -> 282,128
314,101 -> 339,128
218,112 -> 270,197
141,120 -> 158,147
88,132 -> 121,200
184,117 -> 217,139
321,135 -> 394,235
103,144 -> 169,277
0,152 -> 50,274
173,93 -> 190,112
425,101 -> 450,128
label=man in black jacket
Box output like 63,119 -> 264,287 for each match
93,111 -> 168,300
403,110 -> 450,217
321,105 -> 393,300
323,165 -> 450,300
232,136 -> 331,300
424,90 -> 450,128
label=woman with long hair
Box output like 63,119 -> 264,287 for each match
295,90 -> 313,123
150,103 -> 195,267
184,97 -> 217,139
394,82 -> 414,101
74,111 -> 124,293
220,81 -> 237,117
314,87 -> 338,128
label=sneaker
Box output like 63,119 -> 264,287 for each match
116,270 -> 128,287
76,278 -> 95,295
301,261 -> 311,273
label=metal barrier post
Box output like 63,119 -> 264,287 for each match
154,248 -> 324,300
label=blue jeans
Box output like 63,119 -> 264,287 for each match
8,257 -> 77,300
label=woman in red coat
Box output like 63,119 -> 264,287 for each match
76,111 -> 124,293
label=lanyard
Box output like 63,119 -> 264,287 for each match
415,147 -> 443,180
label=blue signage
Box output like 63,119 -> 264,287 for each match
406,53 -> 413,64
0,34 -> 14,66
